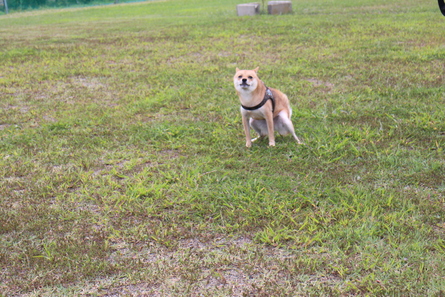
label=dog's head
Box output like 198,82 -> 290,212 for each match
234,67 -> 260,93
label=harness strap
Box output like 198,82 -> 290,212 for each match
241,87 -> 275,112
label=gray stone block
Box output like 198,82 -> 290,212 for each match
237,3 -> 260,16
268,1 -> 292,15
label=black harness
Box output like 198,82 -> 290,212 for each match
241,87 -> 275,113
440,0 -> 445,16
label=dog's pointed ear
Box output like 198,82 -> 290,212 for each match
236,67 -> 240,72
254,67 -> 259,73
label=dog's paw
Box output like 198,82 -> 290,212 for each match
294,136 -> 304,145
246,141 -> 252,148
268,142 -> 276,147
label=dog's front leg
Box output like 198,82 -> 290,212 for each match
265,111 -> 275,146
241,112 -> 252,147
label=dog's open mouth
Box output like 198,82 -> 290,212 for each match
240,82 -> 250,87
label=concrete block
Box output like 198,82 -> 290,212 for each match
237,3 -> 260,16
268,1 -> 292,15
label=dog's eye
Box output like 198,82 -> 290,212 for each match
248,76 -> 253,79
238,75 -> 242,79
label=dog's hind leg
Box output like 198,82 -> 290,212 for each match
250,118 -> 268,142
274,111 -> 303,144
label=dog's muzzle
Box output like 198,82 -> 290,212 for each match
240,78 -> 250,88
240,79 -> 250,87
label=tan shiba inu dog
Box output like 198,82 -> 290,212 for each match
234,67 -> 303,147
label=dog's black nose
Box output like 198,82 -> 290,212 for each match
242,78 -> 247,83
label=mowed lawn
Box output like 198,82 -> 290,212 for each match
1,0 -> 445,295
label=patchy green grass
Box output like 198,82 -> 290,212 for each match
1,0 -> 445,295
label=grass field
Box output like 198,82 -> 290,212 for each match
1,0 -> 445,295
